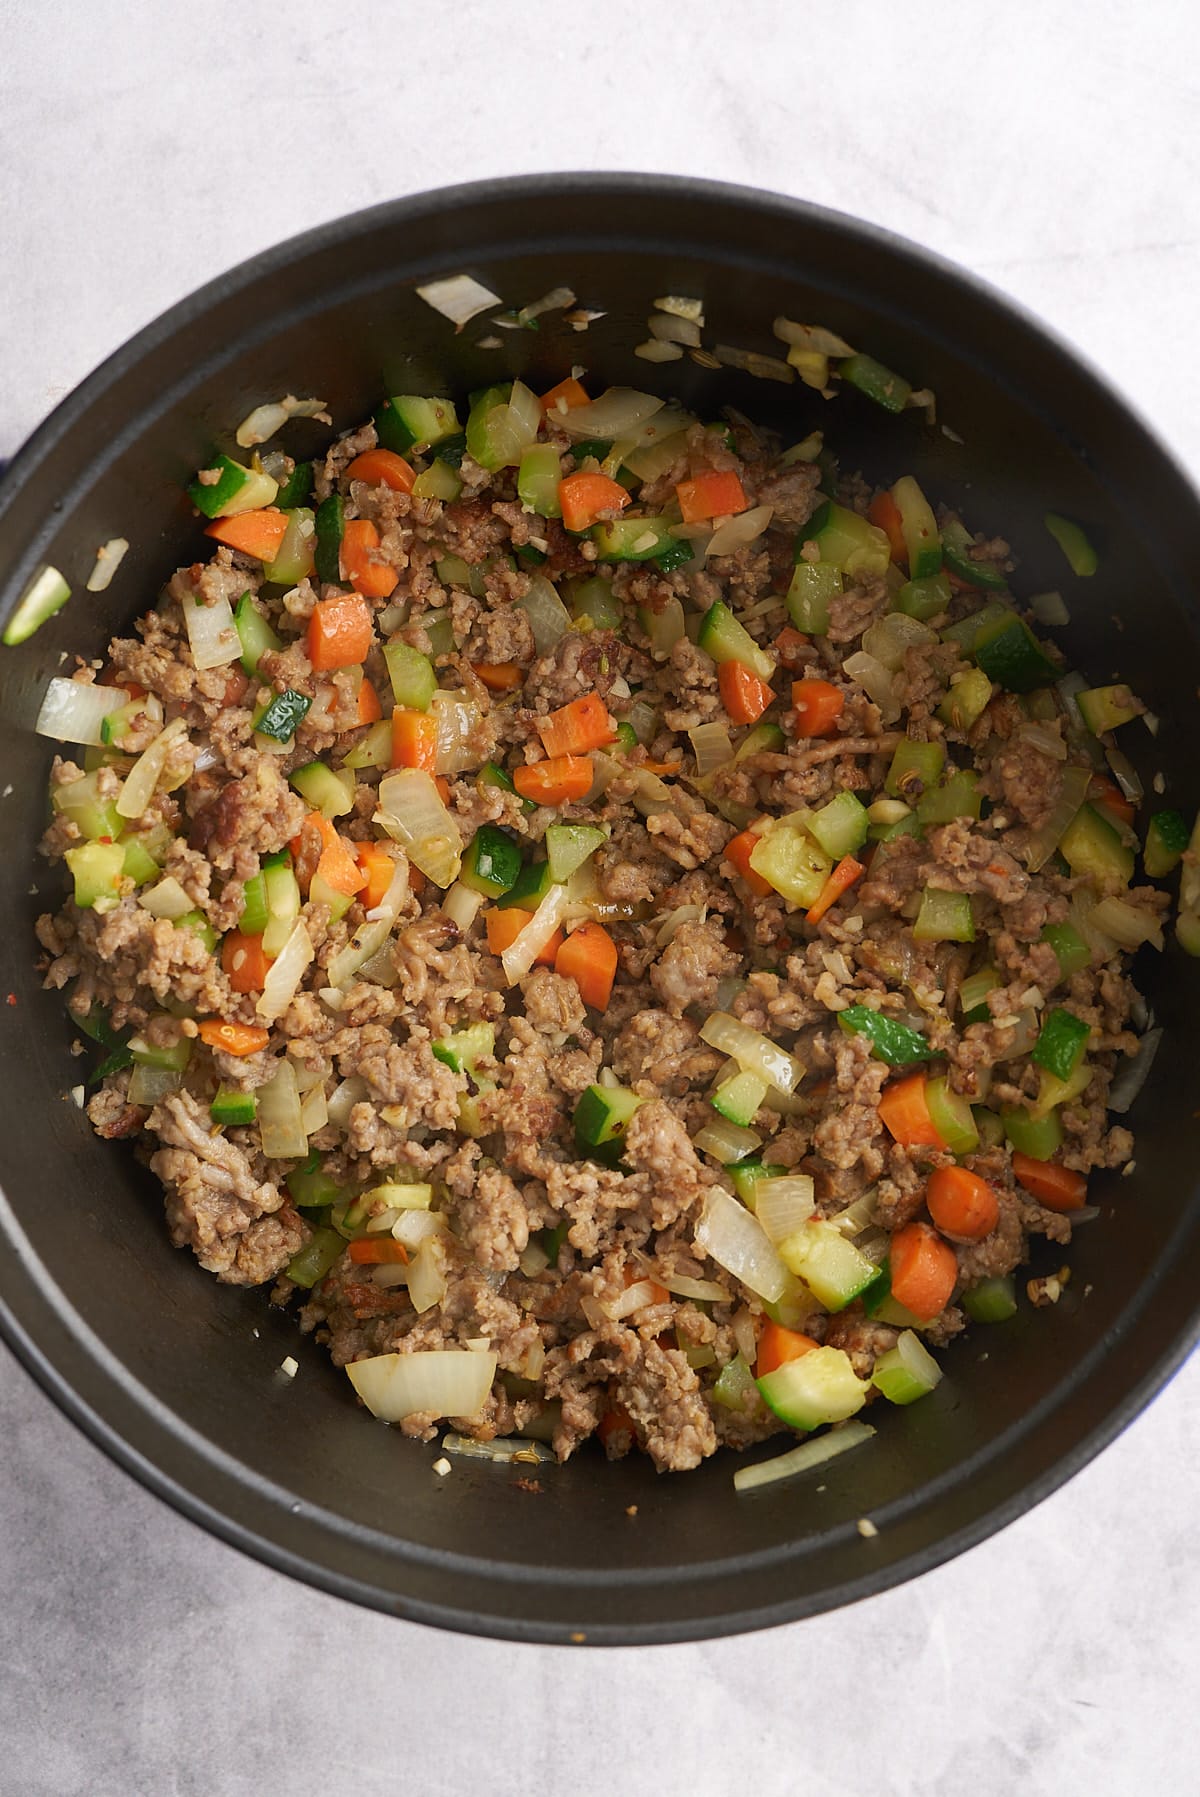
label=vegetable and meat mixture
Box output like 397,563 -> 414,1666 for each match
31,361 -> 1181,1482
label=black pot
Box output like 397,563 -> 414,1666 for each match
2,174 -> 1197,1646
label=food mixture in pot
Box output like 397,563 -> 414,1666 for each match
31,359 -> 1179,1482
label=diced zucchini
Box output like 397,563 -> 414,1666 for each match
376,395 -> 460,455
238,871 -> 270,936
755,1344 -> 869,1430
805,501 -> 890,578
1076,684 -> 1140,735
807,790 -> 869,860
286,1226 -> 345,1289
959,965 -> 1000,1024
837,1005 -> 931,1067
517,443 -> 563,519
568,576 -> 622,630
590,517 -> 679,563
711,1069 -> 769,1128
696,601 -> 775,682
3,564 -> 71,645
1044,512 -> 1098,577
65,840 -> 125,910
274,461 -> 314,510
1001,1104 -> 1063,1161
915,769 -> 982,826
411,460 -> 463,502
711,1353 -> 759,1412
776,1221 -> 879,1311
314,494 -> 346,586
1144,810 -> 1189,878
962,1275 -> 1018,1323
973,614 -> 1058,694
262,851 -> 301,956
1031,1006 -> 1090,1081
733,721 -> 786,763
432,1021 -> 496,1074
255,688 -> 311,742
924,1075 -> 979,1155
574,1083 -> 644,1153
176,909 -> 219,954
1041,920 -> 1091,980
890,475 -> 941,578
748,824 -> 831,908
119,836 -> 160,888
893,572 -> 952,622
727,1159 -> 784,1208
53,770 -> 124,842
234,592 -> 283,675
1058,803 -> 1135,886
940,519 -> 1008,592
545,822 -> 607,884
263,508 -> 316,586
188,454 -> 277,519
290,761 -> 354,819
871,1330 -> 943,1405
913,887 -> 975,943
837,354 -> 912,414
786,562 -> 842,635
460,825 -> 522,899
885,739 -> 945,799
496,856 -> 557,911
936,668 -> 993,732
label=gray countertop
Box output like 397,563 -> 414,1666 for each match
3,3 -> 1198,1791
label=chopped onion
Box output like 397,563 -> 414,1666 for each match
392,1210 -> 446,1252
1024,763 -> 1092,873
661,1274 -> 730,1303
631,767 -> 676,817
128,1064 -> 182,1107
256,919 -> 314,1023
442,879 -> 485,932
501,883 -> 570,985
257,1059 -> 307,1159
861,613 -> 937,673
699,1011 -> 802,1094
648,314 -> 701,347
688,721 -> 734,776
693,1119 -> 763,1163
328,916 -> 392,989
654,295 -> 704,323
753,1176 -> 817,1244
635,340 -> 684,363
86,538 -> 130,592
731,1308 -> 757,1363
827,1191 -> 879,1236
842,650 -> 900,724
780,431 -> 824,466
1089,896 -> 1164,952
299,1082 -> 328,1136
116,717 -> 188,820
182,589 -> 240,671
517,573 -> 571,653
733,1419 -> 875,1493
376,769 -> 463,888
655,904 -> 706,949
236,403 -> 289,447
346,1347 -> 498,1422
623,426 -> 691,484
518,1239 -> 551,1278
695,1186 -> 789,1303
707,504 -> 774,558
1018,720 -> 1068,762
516,284 -> 575,325
560,388 -> 665,442
1105,746 -> 1144,803
713,345 -> 793,383
431,689 -> 482,775
407,1239 -> 448,1315
137,876 -> 195,921
327,1075 -> 368,1129
1030,589 -> 1070,627
641,595 -> 685,657
1108,1027 -> 1163,1113
612,1279 -> 667,1318
442,1432 -> 553,1464
35,677 -> 130,746
772,317 -> 856,357
415,274 -> 502,329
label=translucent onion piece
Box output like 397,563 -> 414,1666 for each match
631,767 -> 676,817
1018,720 -> 1068,762
346,1348 -> 498,1422
431,690 -> 483,775
713,345 -> 794,383
376,769 -> 462,888
861,612 -> 937,673
127,1064 -> 183,1107
622,426 -> 691,484
655,903 -> 706,948
653,295 -> 704,323
771,317 -> 856,357
1090,896 -> 1165,952
707,504 -> 774,557
442,1433 -> 554,1464
842,650 -> 900,724
182,589 -> 240,671
407,1239 -> 448,1315
116,718 -> 188,820
257,1060 -> 308,1159
137,876 -> 195,921
299,1082 -> 328,1136
415,274 -> 502,328
694,1186 -> 789,1302
753,1176 -> 817,1244
501,883 -> 570,985
517,573 -> 572,653
518,1239 -> 551,1278
641,595 -> 685,657
1105,746 -> 1144,803
693,1119 -> 763,1163
516,285 -> 575,325
1030,589 -> 1070,627
559,388 -> 665,442
86,538 -> 130,592
780,431 -> 824,466
733,1419 -> 876,1493
256,919 -> 314,1023
442,879 -> 485,932
688,721 -> 734,776
612,1279 -> 668,1318
392,1210 -> 446,1252
1024,763 -> 1092,872
1108,1028 -> 1162,1114
327,1075 -> 368,1129
648,314 -> 701,347
35,677 -> 130,746
635,340 -> 684,363
236,403 -> 289,447
661,1274 -> 730,1302
699,1011 -> 803,1093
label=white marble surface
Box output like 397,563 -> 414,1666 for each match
3,3 -> 1199,1791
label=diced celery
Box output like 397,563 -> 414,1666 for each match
924,1075 -> 979,1155
711,1353 -> 758,1413
517,443 -> 562,518
590,517 -> 680,563
807,791 -> 869,860
696,602 -> 775,682
756,1345 -> 868,1430
962,1275 -> 1018,1323
1044,512 -> 1098,577
786,562 -> 842,635
263,509 -> 316,586
936,667 -> 993,732
290,761 -> 354,819
916,770 -> 981,826
1059,804 -> 1135,886
65,840 -> 125,910
120,836 -> 160,887
238,872 -> 270,936
885,739 -> 945,799
807,502 -> 890,578
913,887 -> 974,944
53,771 -> 124,842
1041,921 -> 1090,980
891,476 -> 941,579
893,572 -> 952,621
411,461 -> 462,502
711,1069 -> 769,1129
384,643 -> 437,710
871,1330 -> 942,1405
568,576 -> 622,630
972,1106 -> 1005,1149
286,1226 -> 344,1289
837,354 -> 912,413
1001,1104 -> 1063,1160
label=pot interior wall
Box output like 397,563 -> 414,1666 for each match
2,179 -> 1198,1642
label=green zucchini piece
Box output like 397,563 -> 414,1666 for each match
460,826 -> 522,899
696,601 -> 775,681
233,592 -> 282,674
756,1344 -> 869,1429
1058,803 -> 1135,886
837,1005 -> 932,1067
574,1083 -> 644,1152
314,495 -> 346,586
973,614 -> 1058,694
290,760 -> 354,819
1045,512 -> 1098,577
3,565 -> 71,646
1031,1006 -> 1090,1081
837,354 -> 912,414
890,475 -> 941,578
1144,809 -> 1189,878
786,561 -> 842,634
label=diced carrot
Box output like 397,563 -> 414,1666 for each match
512,755 -> 594,807
344,448 -> 415,492
805,854 -> 864,925
356,673 -> 382,724
791,677 -> 844,738
867,491 -> 907,564
204,508 -> 289,562
775,625 -> 809,669
1011,1153 -> 1089,1213
675,469 -> 749,524
925,1165 -> 1000,1241
718,659 -> 775,725
391,708 -> 439,772
484,905 -> 564,966
347,1237 -> 410,1265
339,518 -> 399,599
304,812 -> 367,898
435,775 -> 451,804
724,828 -> 772,897
755,1321 -> 820,1379
308,592 -> 373,672
197,1018 -> 271,1057
557,472 -> 631,532
637,758 -> 682,775
538,692 -> 616,758
596,1404 -> 636,1451
354,840 -> 395,910
1089,774 -> 1136,827
878,1072 -> 944,1149
472,661 -> 524,693
540,376 -> 590,415
555,920 -> 618,1011
889,1221 -> 958,1322
221,931 -> 273,996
